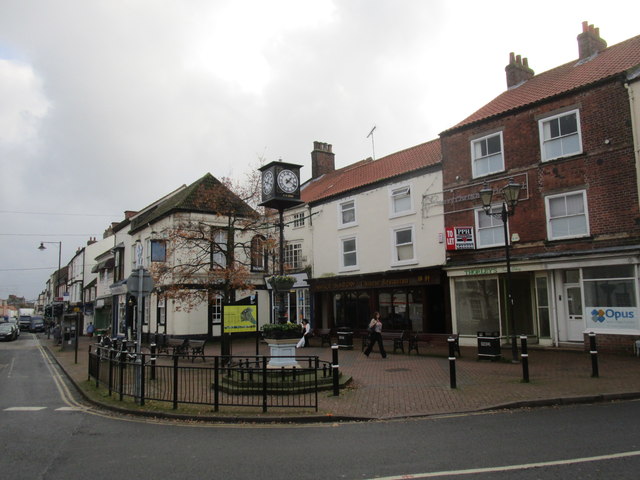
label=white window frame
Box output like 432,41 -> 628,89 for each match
390,225 -> 417,266
545,190 -> 590,240
284,242 -> 303,270
292,212 -> 305,228
389,184 -> 414,217
339,236 -> 358,272
212,230 -> 227,268
475,207 -> 506,248
471,131 -> 504,178
538,109 -> 583,162
338,198 -> 357,228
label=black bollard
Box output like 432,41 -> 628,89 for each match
150,343 -> 156,381
520,335 -> 529,383
331,345 -> 340,396
589,332 -> 599,378
448,337 -> 457,389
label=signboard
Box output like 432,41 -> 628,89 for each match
446,227 -> 476,250
223,305 -> 258,333
126,269 -> 154,296
588,307 -> 639,330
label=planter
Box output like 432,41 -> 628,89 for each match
264,338 -> 300,368
269,276 -> 296,293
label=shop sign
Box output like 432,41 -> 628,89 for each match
223,305 -> 258,333
446,227 -> 475,250
589,307 -> 639,330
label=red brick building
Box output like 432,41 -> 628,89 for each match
441,23 -> 640,353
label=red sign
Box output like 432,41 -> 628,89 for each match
446,227 -> 475,250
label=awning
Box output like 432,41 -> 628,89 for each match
91,257 -> 115,273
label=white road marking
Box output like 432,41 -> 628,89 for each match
55,406 -> 81,411
367,450 -> 640,479
4,407 -> 47,411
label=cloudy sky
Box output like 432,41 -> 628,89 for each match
1,0 -> 638,301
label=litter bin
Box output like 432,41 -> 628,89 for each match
337,328 -> 353,349
477,331 -> 501,360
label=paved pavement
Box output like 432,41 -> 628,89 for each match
43,334 -> 640,421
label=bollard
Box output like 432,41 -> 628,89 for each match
448,337 -> 457,389
331,344 -> 340,396
589,332 -> 599,378
150,343 -> 157,381
520,335 -> 529,383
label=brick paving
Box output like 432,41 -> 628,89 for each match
45,335 -> 640,421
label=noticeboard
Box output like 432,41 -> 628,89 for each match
223,305 -> 258,334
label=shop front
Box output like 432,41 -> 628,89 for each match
309,268 -> 447,333
447,251 -> 640,353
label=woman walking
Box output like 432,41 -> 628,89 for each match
364,312 -> 386,358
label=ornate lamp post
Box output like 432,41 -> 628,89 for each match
479,178 -> 522,363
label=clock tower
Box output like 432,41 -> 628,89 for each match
259,161 -> 303,210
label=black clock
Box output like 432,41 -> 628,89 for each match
259,161 -> 303,210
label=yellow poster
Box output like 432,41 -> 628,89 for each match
223,305 -> 258,333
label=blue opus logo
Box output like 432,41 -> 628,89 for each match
590,308 -> 635,323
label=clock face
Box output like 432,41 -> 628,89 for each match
262,170 -> 274,195
277,169 -> 298,193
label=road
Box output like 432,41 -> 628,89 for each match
1,334 -> 639,479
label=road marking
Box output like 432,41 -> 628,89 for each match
55,406 -> 81,411
367,450 -> 640,479
4,407 -> 47,411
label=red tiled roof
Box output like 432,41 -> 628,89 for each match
446,34 -> 640,132
301,138 -> 441,204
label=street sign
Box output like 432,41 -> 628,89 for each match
126,269 -> 154,296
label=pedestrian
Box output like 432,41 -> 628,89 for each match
296,319 -> 312,348
53,324 -> 62,346
364,312 -> 386,358
86,322 -> 95,337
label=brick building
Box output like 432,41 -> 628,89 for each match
441,23 -> 640,353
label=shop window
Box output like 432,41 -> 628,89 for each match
454,278 -> 500,335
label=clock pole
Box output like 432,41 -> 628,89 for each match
277,207 -> 286,323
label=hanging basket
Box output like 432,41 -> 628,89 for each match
269,275 -> 296,293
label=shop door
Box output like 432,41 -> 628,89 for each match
565,286 -> 584,341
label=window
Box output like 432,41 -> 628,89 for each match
212,230 -> 227,268
583,265 -> 638,330
284,242 -> 302,270
293,212 -> 305,228
390,185 -> 412,216
472,132 -> 504,178
150,240 -> 166,262
251,235 -> 267,272
340,237 -> 357,270
545,190 -> 589,240
339,199 -> 356,227
392,226 -> 415,265
539,110 -> 582,161
535,276 -> 551,338
454,278 -> 500,335
475,208 -> 505,248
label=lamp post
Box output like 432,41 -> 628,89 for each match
38,241 -> 62,342
479,178 -> 522,363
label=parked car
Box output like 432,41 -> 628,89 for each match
0,322 -> 17,341
6,318 -> 19,337
29,316 -> 45,333
18,315 -> 32,331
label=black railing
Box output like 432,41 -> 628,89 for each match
88,345 -> 331,412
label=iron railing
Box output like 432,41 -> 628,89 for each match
88,345 -> 332,412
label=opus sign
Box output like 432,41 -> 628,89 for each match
589,307 -> 639,329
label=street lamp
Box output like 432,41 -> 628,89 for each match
479,178 -> 522,363
38,241 -> 62,341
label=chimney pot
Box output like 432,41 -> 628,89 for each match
505,52 -> 534,88
577,21 -> 607,60
311,140 -> 335,179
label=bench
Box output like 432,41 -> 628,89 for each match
189,339 -> 206,362
167,338 -> 190,358
361,330 -> 407,354
408,333 -> 461,357
314,328 -> 333,347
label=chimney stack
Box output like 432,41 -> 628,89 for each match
311,141 -> 335,179
505,52 -> 534,88
577,21 -> 607,60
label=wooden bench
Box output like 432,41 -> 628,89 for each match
408,333 -> 461,357
361,330 -> 407,354
314,328 -> 333,347
189,339 -> 206,362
